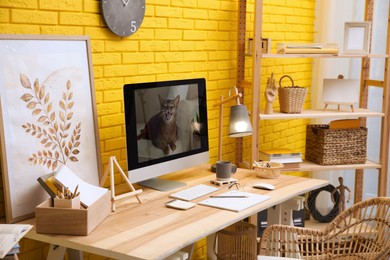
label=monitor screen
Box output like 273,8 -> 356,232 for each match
123,78 -> 209,190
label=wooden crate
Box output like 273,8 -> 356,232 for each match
35,191 -> 111,235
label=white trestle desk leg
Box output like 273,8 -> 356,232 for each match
207,233 -> 217,260
46,245 -> 83,260
46,245 -> 66,260
267,196 -> 304,258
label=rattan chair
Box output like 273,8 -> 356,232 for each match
258,197 -> 390,259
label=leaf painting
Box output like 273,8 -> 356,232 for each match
19,74 -> 81,171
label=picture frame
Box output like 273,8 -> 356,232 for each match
0,35 -> 102,223
343,22 -> 371,54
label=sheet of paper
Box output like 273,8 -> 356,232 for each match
0,224 -> 32,258
199,190 -> 270,212
54,165 -> 108,208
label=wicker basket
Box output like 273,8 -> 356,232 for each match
305,124 -> 367,165
214,222 -> 257,260
278,75 -> 307,113
253,161 -> 284,179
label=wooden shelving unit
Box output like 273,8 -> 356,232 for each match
237,0 -> 390,199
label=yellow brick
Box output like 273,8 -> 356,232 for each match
1,0 -> 37,8
104,89 -> 123,102
155,52 -> 182,63
95,91 -> 103,104
155,29 -> 182,40
12,9 -> 58,24
168,63 -> 194,73
123,52 -> 154,64
104,64 -> 138,77
0,24 -> 40,34
208,70 -> 230,81
198,1 -> 219,10
183,9 -> 208,20
168,18 -> 194,30
209,50 -> 231,61
182,52 -> 207,62
195,41 -> 219,51
84,1 -> 100,13
100,126 -> 122,140
92,53 -> 121,65
140,41 -> 169,51
138,63 -> 168,75
171,0 -> 197,8
60,12 -> 100,26
194,61 -> 218,72
147,0 -> 170,5
155,6 -> 182,18
39,0 -> 82,11
105,137 -> 126,151
195,20 -> 218,30
219,21 -> 236,31
170,41 -> 197,51
85,27 -> 117,39
183,30 -> 207,40
101,114 -> 125,128
0,9 -> 9,22
142,17 -> 167,29
97,102 -> 122,116
40,26 -> 84,35
105,40 -> 139,52
93,66 -> 104,78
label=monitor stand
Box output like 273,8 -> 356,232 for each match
138,178 -> 186,191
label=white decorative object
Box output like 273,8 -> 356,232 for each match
322,78 -> 360,111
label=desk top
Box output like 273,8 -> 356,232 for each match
20,164 -> 328,260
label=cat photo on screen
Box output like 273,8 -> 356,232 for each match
134,84 -> 202,162
137,94 -> 180,155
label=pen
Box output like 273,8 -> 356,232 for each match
210,195 -> 248,198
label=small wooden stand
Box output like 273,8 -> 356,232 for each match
100,156 -> 143,211
323,101 -> 354,112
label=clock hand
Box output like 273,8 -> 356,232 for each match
122,0 -> 130,6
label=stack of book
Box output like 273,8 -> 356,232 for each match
259,148 -> 302,169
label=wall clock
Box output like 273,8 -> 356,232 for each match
101,0 -> 146,37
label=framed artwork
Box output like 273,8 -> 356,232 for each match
343,22 -> 371,54
0,35 -> 102,223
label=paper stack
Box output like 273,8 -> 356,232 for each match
259,149 -> 302,169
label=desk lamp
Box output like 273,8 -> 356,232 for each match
211,86 -> 253,172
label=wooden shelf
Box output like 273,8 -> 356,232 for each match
259,53 -> 388,59
281,160 -> 381,172
259,108 -> 383,120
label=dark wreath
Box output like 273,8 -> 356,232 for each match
307,184 -> 340,223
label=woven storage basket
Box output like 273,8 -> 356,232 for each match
214,222 -> 257,260
253,161 -> 284,179
305,124 -> 367,165
278,75 -> 307,113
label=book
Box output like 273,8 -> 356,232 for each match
0,224 -> 32,258
54,165 -> 108,208
259,148 -> 302,158
37,172 -> 57,199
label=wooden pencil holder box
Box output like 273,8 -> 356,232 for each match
35,191 -> 111,236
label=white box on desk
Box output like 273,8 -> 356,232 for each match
35,191 -> 111,236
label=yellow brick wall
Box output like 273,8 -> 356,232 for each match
0,0 -> 315,259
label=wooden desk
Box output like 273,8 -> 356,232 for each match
19,164 -> 328,260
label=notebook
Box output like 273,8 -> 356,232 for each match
198,190 -> 270,212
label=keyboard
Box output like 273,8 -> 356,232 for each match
169,184 -> 219,201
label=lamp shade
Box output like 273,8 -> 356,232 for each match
229,104 -> 253,137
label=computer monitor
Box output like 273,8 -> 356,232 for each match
123,78 -> 209,191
